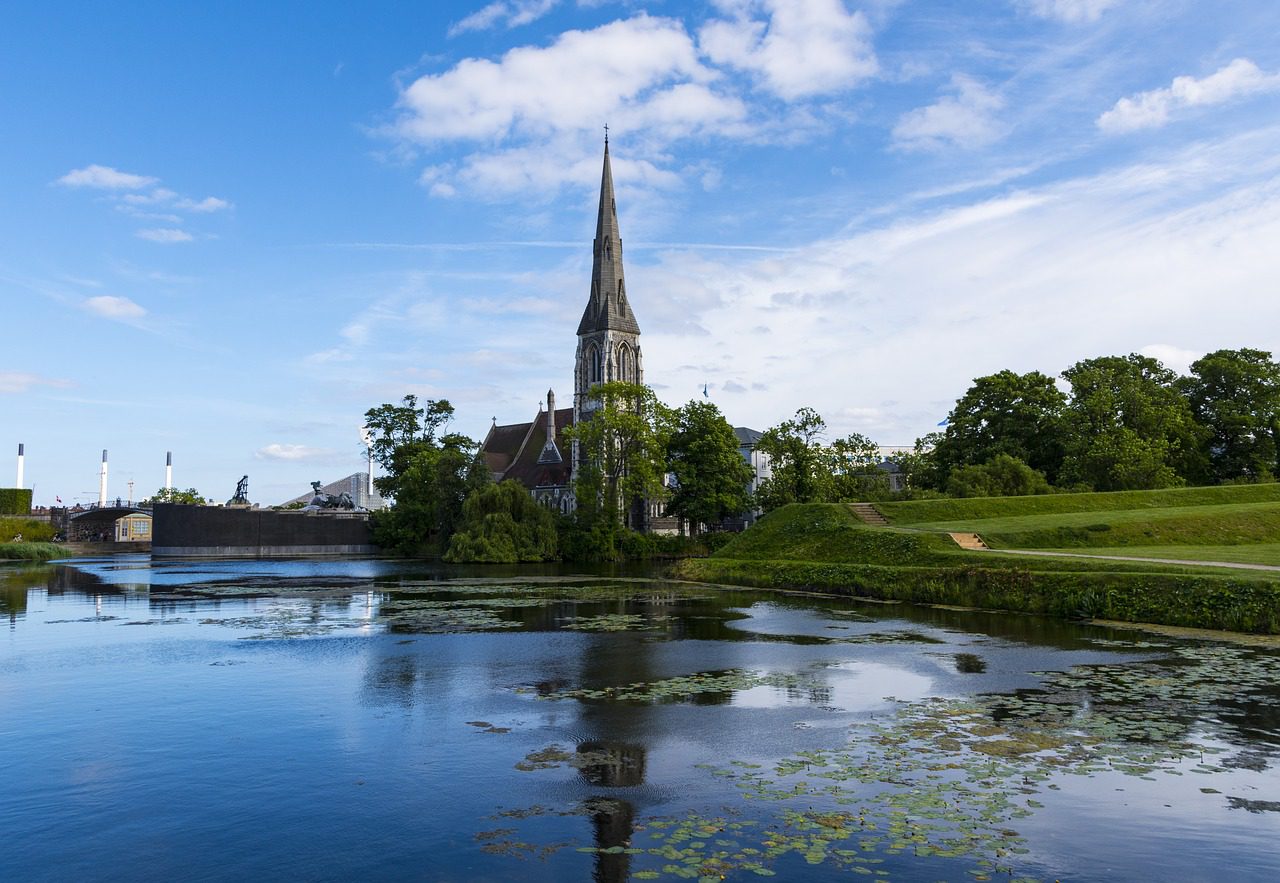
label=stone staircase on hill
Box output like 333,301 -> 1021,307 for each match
949,532 -> 990,551
849,503 -> 889,526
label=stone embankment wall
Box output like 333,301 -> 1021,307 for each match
152,503 -> 374,557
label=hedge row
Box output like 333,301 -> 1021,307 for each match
0,517 -> 54,543
674,557 -> 1280,634
0,488 -> 33,516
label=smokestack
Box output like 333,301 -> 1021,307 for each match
165,451 -> 173,490
99,449 -> 108,506
15,443 -> 23,489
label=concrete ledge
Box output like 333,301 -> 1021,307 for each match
152,544 -> 376,558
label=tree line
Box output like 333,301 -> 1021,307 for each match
362,347 -> 1280,560
362,382 -> 754,561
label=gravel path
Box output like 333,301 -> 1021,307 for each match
977,547 -> 1280,572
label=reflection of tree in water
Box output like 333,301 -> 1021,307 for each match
954,652 -> 987,673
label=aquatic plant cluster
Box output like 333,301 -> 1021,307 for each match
496,637 -> 1280,881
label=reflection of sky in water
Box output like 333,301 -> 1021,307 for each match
731,660 -> 935,711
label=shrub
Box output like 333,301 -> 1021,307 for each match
444,481 -> 558,563
946,455 -> 1052,498
0,489 -> 33,516
0,517 -> 54,543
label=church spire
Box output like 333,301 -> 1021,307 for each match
578,136 -> 640,336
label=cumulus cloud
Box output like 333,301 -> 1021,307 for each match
449,0 -> 559,36
136,228 -> 194,243
82,295 -> 146,320
396,16 -> 724,143
892,75 -> 1006,151
699,0 -> 877,99
56,164 -> 158,190
1098,58 -> 1280,133
1020,0 -> 1119,22
1139,344 -> 1201,376
255,444 -> 334,461
0,371 -> 71,394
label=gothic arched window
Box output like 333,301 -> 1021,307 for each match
617,343 -> 632,383
588,344 -> 602,383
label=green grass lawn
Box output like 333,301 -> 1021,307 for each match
877,483 -> 1280,525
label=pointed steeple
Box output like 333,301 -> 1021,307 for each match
577,137 -> 640,336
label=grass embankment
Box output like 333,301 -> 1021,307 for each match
675,502 -> 1280,633
877,483 -> 1280,566
0,542 -> 68,561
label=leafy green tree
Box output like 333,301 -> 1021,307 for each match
889,432 -> 945,491
370,432 -> 490,555
444,480 -> 558,563
564,382 -> 671,530
149,487 -> 207,504
824,432 -> 890,501
363,395 -> 455,499
934,370 -> 1067,483
665,400 -> 754,532
1182,348 -> 1280,483
945,454 -> 1052,498
1059,354 -> 1208,490
755,407 -> 828,511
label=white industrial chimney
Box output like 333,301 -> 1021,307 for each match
165,451 -> 173,490
98,449 -> 108,506
15,443 -> 23,489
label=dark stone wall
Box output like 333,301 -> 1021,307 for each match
152,503 -> 375,557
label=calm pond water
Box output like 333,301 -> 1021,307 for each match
3,555 -> 1279,882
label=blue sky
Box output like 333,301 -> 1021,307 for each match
3,0 -> 1279,507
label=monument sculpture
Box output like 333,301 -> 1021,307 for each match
227,475 -> 250,507
306,480 -> 355,510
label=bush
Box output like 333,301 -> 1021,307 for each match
444,481 -> 558,563
0,489 -> 33,516
0,517 -> 54,543
946,455 -> 1052,498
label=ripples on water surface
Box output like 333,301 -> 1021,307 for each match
2,555 -> 1279,882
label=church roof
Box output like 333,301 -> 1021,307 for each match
479,407 -> 574,490
577,140 -> 641,336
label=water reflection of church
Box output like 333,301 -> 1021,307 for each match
478,139 -> 672,531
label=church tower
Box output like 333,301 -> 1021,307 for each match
573,136 -> 642,428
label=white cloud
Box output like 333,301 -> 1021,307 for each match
176,196 -> 231,212
699,0 -> 877,99
396,16 -> 720,143
121,188 -> 178,205
631,129 -> 1280,444
0,371 -> 71,394
1098,58 -> 1280,133
255,444 -> 335,461
56,164 -> 158,190
448,0 -> 559,37
1020,0 -> 1119,23
82,295 -> 146,320
892,75 -> 1006,151
136,227 -> 194,243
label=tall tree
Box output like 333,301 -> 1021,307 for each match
665,400 -> 754,532
565,382 -> 671,530
754,407 -> 828,511
1059,354 -> 1207,490
824,432 -> 890,501
934,369 -> 1067,483
370,432 -> 490,555
363,395 -> 455,498
1182,348 -> 1280,483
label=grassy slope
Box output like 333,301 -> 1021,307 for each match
1035,543 -> 1280,566
678,501 -> 1280,632
876,483 -> 1280,525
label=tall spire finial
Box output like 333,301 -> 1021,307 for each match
603,123 -> 609,148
